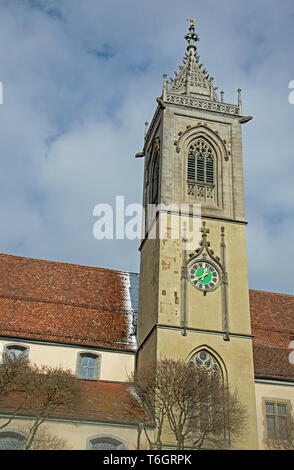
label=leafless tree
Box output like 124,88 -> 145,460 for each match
0,354 -> 81,450
22,365 -> 81,449
128,359 -> 247,450
17,424 -> 72,450
0,352 -> 33,429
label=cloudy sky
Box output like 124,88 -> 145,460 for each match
0,0 -> 293,294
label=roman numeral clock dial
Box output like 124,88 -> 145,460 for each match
189,262 -> 219,292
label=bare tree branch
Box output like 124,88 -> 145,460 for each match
0,355 -> 82,450
130,359 -> 248,450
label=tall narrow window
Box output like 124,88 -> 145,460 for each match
189,350 -> 226,444
151,150 -> 160,204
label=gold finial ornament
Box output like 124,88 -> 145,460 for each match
188,18 -> 197,26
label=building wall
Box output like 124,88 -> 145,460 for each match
155,327 -> 258,449
0,417 -> 147,450
255,381 -> 294,450
0,339 -> 135,382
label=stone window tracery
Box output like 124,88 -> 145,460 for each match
191,350 -> 220,375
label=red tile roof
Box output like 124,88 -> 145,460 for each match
74,380 -> 150,424
250,290 -> 294,382
0,253 -> 136,351
0,253 -> 293,382
0,380 -> 151,425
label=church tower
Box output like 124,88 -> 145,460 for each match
136,20 -> 258,449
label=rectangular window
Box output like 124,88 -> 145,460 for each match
78,353 -> 101,380
265,401 -> 290,441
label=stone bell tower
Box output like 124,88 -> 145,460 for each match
136,20 -> 258,449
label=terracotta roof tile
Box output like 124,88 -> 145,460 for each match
249,290 -> 294,382
0,253 -> 293,382
0,380 -> 151,425
0,253 -> 137,351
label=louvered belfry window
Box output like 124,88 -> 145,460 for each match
197,154 -> 205,182
188,153 -> 196,181
206,155 -> 214,184
187,139 -> 216,201
187,139 -> 214,185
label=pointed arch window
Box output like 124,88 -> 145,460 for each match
189,350 -> 228,445
150,149 -> 160,204
187,139 -> 216,203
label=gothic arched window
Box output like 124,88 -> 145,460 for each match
189,350 -> 226,443
187,139 -> 216,203
150,149 -> 160,204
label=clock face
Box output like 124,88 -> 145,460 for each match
189,262 -> 219,291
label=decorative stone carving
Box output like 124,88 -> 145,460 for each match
196,185 -> 205,198
206,187 -> 214,199
187,183 -> 195,196
167,93 -> 240,116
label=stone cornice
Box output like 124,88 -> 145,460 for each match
165,93 -> 241,116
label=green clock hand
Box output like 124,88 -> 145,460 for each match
195,268 -> 208,281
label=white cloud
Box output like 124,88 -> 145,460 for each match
0,0 -> 293,293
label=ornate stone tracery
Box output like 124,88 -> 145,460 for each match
191,350 -> 221,375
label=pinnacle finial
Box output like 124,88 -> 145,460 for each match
237,88 -> 242,113
162,74 -> 168,100
185,18 -> 199,55
187,18 -> 197,27
169,20 -> 219,101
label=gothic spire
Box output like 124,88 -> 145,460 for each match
168,20 -> 219,101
